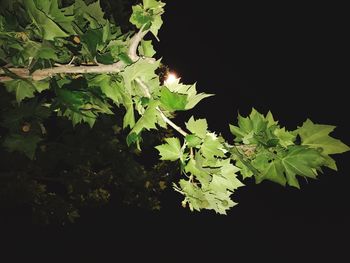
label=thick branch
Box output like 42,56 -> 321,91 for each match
128,28 -> 149,61
0,62 -> 124,81
0,29 -> 149,82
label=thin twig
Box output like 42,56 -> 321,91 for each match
157,108 -> 188,137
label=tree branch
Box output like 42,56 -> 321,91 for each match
157,108 -> 188,137
135,77 -> 189,137
128,27 -> 149,61
0,28 -> 149,82
1,26 -> 189,138
0,62 -> 125,81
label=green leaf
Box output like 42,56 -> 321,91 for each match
3,134 -> 42,160
201,133 -> 226,160
34,80 -> 50,93
1,99 -> 50,131
155,137 -> 182,161
121,59 -> 160,94
81,28 -> 103,57
185,158 -> 211,186
55,87 -> 85,110
185,92 -> 214,110
282,146 -> 325,179
249,146 -> 325,188
122,94 -> 135,129
160,87 -> 187,111
249,108 -> 268,133
235,160 -> 254,179
89,75 -> 123,105
266,111 -> 278,127
126,132 -> 141,147
130,5 -> 152,29
210,161 -> 243,192
118,53 -> 133,65
298,119 -> 350,155
74,0 -> 106,28
175,179 -> 204,211
149,14 -> 163,39
230,109 -> 269,144
185,134 -> 202,148
5,79 -> 36,103
34,0 -> 75,34
138,40 -> 156,57
274,127 -> 296,148
130,100 -> 159,135
164,80 -> 213,109
24,1 -> 69,40
36,46 -> 58,60
185,116 -> 208,139
220,161 -> 244,189
253,154 -> 286,186
143,0 -> 165,9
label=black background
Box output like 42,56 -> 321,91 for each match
2,1 -> 349,260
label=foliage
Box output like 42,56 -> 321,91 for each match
0,0 -> 348,222
0,89 -> 176,224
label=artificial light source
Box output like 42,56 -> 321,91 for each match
164,72 -> 177,85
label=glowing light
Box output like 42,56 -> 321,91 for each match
164,72 -> 178,85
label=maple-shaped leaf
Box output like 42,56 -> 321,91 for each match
252,153 -> 286,186
24,1 -> 69,40
210,162 -> 243,193
164,80 -> 213,109
121,59 -> 160,94
143,0 -> 165,10
185,134 -> 202,148
34,0 -> 75,34
175,179 -> 205,211
184,84 -> 214,110
250,146 -> 325,188
5,79 -> 36,103
122,93 -> 135,129
155,137 -> 182,161
159,87 -> 187,111
149,14 -> 163,40
281,146 -> 325,188
3,134 -> 42,160
185,158 -> 211,186
129,4 -> 152,29
229,108 -> 268,144
138,40 -> 156,57
266,111 -> 278,127
200,133 -> 226,160
141,0 -> 166,39
220,160 -> 244,190
1,99 -> 50,131
88,74 -> 124,105
129,100 -> 159,135
274,127 -> 296,148
297,119 -> 350,155
185,116 -> 208,139
74,0 -> 106,28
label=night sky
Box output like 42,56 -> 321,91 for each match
2,0 -> 349,259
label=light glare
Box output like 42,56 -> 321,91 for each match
165,72 -> 177,85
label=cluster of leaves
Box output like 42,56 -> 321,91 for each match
156,109 -> 349,214
229,109 -> 349,188
0,92 -> 176,224
0,0 -> 348,219
0,0 -> 211,156
156,117 -> 243,214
